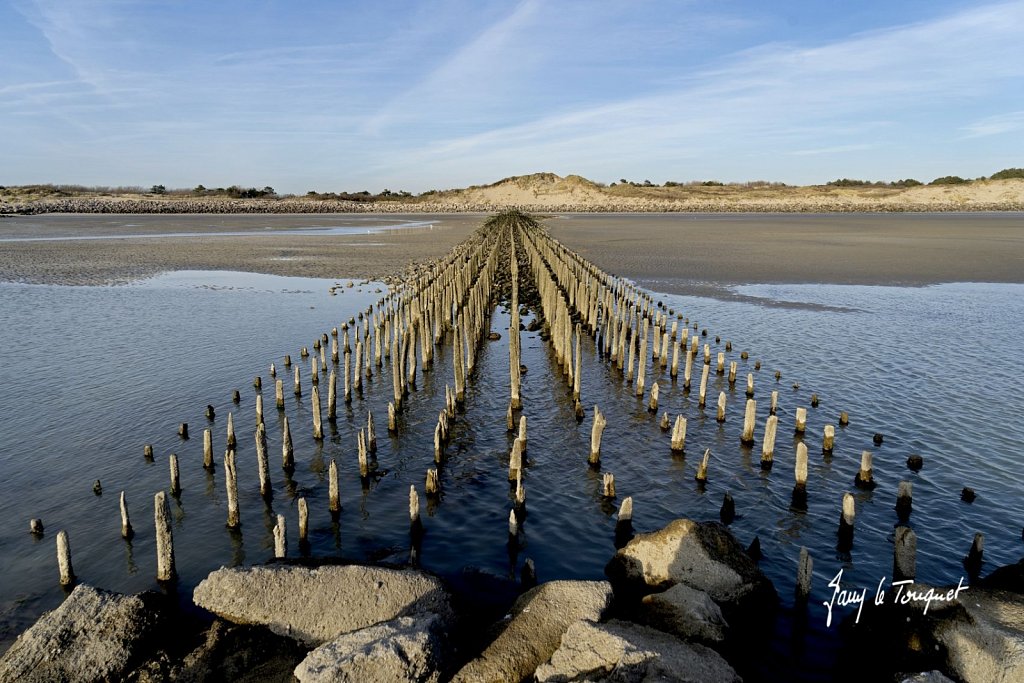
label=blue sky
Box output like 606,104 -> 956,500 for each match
2,0 -> 1023,193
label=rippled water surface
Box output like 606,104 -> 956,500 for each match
0,267 -> 1022,681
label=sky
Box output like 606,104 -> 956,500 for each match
2,0 -> 1023,194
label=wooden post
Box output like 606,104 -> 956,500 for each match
770,390 -> 778,416
660,411 -> 670,430
225,449 -> 239,528
965,533 -> 984,575
508,509 -> 518,538
796,547 -> 813,600
178,423 -> 189,439
589,406 -> 606,465
270,362 -> 276,378
795,442 -> 808,487
671,415 -> 687,452
409,485 -> 420,525
648,382 -> 659,412
426,469 -> 440,495
227,412 -> 236,449
839,411 -> 849,426
316,368 -> 331,420
703,343 -> 711,366
671,341 -> 680,378
896,481 -> 912,520
367,411 -> 377,453
514,469 -> 525,507
293,365 -> 301,396
602,472 -> 616,498
745,373 -> 754,398
761,415 -> 778,468
57,530 -> 75,586
329,459 -> 340,514
683,348 -> 693,390
698,364 -> 710,408
144,444 -> 154,460
855,451 -> 875,489
695,448 -> 711,482
617,496 -> 633,532
274,514 -> 286,558
822,425 -> 835,454
357,429 -> 368,478
795,407 -> 807,434
728,361 -> 737,385
169,454 -> 181,495
347,351 -> 355,404
894,527 -> 916,581
203,429 -> 213,469
298,498 -> 309,542
120,491 -> 133,539
255,424 -> 271,497
508,438 -> 523,481
388,401 -> 396,432
573,326 -> 582,401
716,352 -> 725,374
838,492 -> 855,548
716,391 -> 727,422
741,400 -> 756,445
155,491 -> 175,581
282,416 -> 294,470
311,385 -> 323,440
255,394 -> 264,426
636,321 -> 648,396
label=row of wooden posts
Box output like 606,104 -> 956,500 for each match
44,212 -> 979,599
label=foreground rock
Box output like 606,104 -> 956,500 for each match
640,583 -> 729,644
0,584 -> 166,683
534,619 -> 741,682
294,612 -> 447,683
605,519 -> 775,614
931,586 -> 1024,683
193,565 -> 451,646
451,580 -> 613,683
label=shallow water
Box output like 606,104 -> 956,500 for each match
0,266 -> 1022,681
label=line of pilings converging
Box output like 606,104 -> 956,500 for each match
44,209 -> 981,599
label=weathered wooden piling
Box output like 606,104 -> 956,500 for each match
964,533 -> 984,574
293,366 -> 301,396
796,547 -> 813,600
716,352 -> 725,375
602,472 -> 616,498
178,423 -> 189,439
839,411 -> 849,426
795,443 -> 808,487
794,407 -> 807,434
838,493 -> 855,548
154,491 -> 175,581
225,449 -> 239,528
270,362 -> 277,378
671,415 -> 687,452
517,415 -> 527,451
508,438 -> 524,481
275,379 -> 284,410
426,469 -> 440,495
255,424 -> 271,498
649,382 -> 660,412
226,412 -> 236,449
274,514 -> 287,558
506,403 -> 515,431
695,448 -> 711,483
311,385 -> 323,440
716,392 -> 727,422
745,373 -> 754,398
855,451 -> 875,489
660,411 -> 670,430
761,415 -> 778,468
357,429 -> 369,478
822,425 -> 835,454
329,459 -> 340,514
169,454 -> 181,495
896,481 -> 912,520
367,411 -> 377,453
508,509 -> 518,538
728,361 -> 737,385
388,401 -> 396,432
232,389 -> 241,403
298,498 -> 309,542
282,416 -> 294,471
683,348 -> 694,390
894,527 -> 916,581
144,444 -> 154,460
255,394 -> 264,426
205,404 -> 216,420
770,391 -> 778,416
671,340 -> 680,378
698,364 -> 710,408
409,485 -> 420,525
30,518 -> 44,535
120,491 -> 133,539
741,399 -> 757,445
589,407 -> 606,465
57,530 -> 75,586
203,429 -> 213,469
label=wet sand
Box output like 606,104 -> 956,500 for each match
545,213 -> 1024,295
2,212 -> 1023,290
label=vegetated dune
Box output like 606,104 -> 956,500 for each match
2,173 -> 1023,214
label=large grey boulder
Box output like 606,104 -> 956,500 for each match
640,583 -> 728,644
451,580 -> 613,683
932,587 -> 1024,683
605,519 -> 775,612
899,672 -> 956,683
294,612 -> 447,683
534,619 -> 741,682
0,584 -> 166,683
192,564 -> 451,646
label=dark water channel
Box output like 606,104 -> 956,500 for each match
0,266 -> 1022,681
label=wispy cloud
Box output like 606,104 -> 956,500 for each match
960,110 -> 1024,138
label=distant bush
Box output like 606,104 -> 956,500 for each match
827,178 -> 875,187
890,179 -> 922,187
990,168 -> 1024,180
930,176 -> 968,185
150,185 -> 166,194
701,180 -> 724,186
